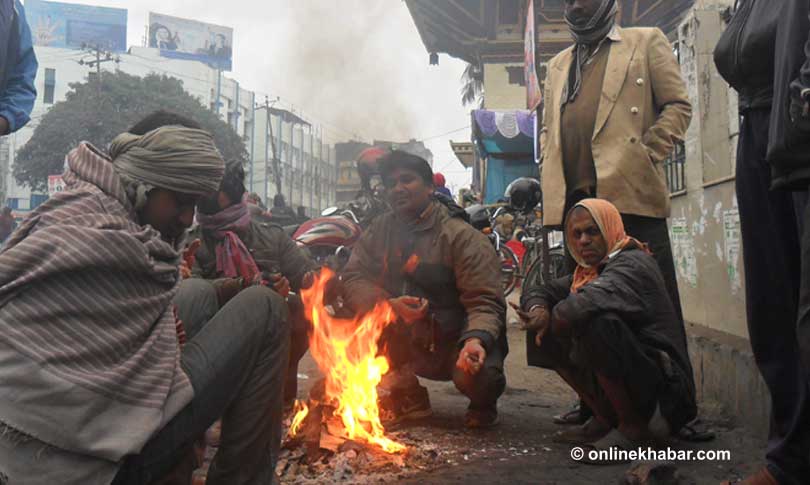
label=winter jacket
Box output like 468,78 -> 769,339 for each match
521,247 -> 694,392
0,0 -> 36,134
191,215 -> 316,293
768,0 -> 810,189
540,26 -> 692,226
713,0 -> 777,111
342,200 -> 506,353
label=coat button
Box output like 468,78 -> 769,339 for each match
630,137 -> 637,143
636,78 -> 644,86
631,107 -> 640,114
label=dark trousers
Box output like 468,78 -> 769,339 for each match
533,313 -> 694,431
736,108 -> 810,484
284,295 -> 311,406
113,280 -> 291,485
383,323 -> 507,410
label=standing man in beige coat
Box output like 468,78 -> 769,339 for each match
536,0 -> 693,427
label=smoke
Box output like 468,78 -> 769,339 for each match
254,1 -> 421,143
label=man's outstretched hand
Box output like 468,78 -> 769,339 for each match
510,302 -> 551,347
388,296 -> 428,324
457,338 -> 486,375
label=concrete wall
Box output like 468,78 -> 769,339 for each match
483,62 -> 526,110
669,8 -> 747,339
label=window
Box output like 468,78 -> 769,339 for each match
498,0 -> 520,26
44,68 -> 56,104
664,142 -> 686,193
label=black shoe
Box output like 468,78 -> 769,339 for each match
378,384 -> 432,426
465,406 -> 499,429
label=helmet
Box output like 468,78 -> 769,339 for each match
505,177 -> 541,214
465,204 -> 491,231
292,215 -> 362,248
356,147 -> 387,188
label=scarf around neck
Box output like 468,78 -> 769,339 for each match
561,0 -> 618,110
567,198 -> 649,293
196,199 -> 260,282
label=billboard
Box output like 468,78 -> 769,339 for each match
148,13 -> 233,71
47,175 -> 65,195
26,0 -> 127,52
524,0 -> 542,111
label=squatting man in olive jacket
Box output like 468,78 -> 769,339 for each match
341,151 -> 508,428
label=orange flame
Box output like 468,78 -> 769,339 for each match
290,268 -> 406,453
289,400 -> 309,436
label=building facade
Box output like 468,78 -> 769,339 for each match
1,44 -> 337,218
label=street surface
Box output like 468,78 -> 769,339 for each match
295,297 -> 763,484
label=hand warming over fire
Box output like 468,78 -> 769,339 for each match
270,273 -> 291,298
388,295 -> 428,324
457,338 -> 486,375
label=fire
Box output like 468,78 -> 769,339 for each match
289,400 -> 309,436
290,268 -> 406,453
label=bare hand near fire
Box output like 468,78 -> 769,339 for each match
388,296 -> 428,324
180,239 -> 201,280
457,338 -> 486,375
270,274 -> 291,298
510,302 -> 550,346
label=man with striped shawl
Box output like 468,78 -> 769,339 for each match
0,112 -> 291,485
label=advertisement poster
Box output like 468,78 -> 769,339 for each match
47,175 -> 65,195
524,0 -> 542,111
148,13 -> 233,71
26,0 -> 127,52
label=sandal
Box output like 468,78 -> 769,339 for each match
676,417 -> 715,442
553,401 -> 593,426
721,467 -> 779,485
577,429 -> 640,465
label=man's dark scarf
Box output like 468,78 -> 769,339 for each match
561,0 -> 618,111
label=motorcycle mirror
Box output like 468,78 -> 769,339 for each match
321,207 -> 338,216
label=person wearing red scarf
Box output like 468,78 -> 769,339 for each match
517,199 -> 695,464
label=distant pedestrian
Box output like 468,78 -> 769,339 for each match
433,172 -> 452,198
0,206 -> 15,242
0,0 -> 37,135
270,193 -> 297,225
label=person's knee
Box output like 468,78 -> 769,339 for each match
575,313 -> 636,378
235,286 -> 291,344
175,279 -> 218,339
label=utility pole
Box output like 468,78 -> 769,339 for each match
263,96 -> 283,199
79,44 -> 120,95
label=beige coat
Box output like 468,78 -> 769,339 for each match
540,26 -> 692,226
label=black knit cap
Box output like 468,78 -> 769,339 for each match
378,150 -> 434,186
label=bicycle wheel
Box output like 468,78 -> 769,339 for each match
498,244 -> 519,297
520,248 -> 567,294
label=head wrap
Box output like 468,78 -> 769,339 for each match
561,0 -> 618,110
433,172 -> 447,187
566,198 -> 649,293
109,125 -> 225,210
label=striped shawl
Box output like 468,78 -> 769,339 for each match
0,142 -> 193,463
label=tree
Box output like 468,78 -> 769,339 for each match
14,71 -> 248,192
460,61 -> 484,108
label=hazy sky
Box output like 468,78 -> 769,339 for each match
45,0 -> 474,191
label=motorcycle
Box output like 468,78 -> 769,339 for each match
292,207 -> 363,270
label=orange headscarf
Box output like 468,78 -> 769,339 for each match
567,199 -> 649,293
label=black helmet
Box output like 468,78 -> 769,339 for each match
505,177 -> 541,214
465,204 -> 491,231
